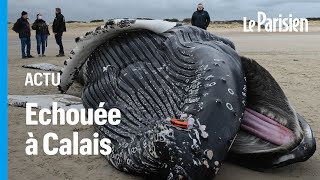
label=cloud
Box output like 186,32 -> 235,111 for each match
257,0 -> 320,6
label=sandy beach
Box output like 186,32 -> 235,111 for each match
8,22 -> 320,180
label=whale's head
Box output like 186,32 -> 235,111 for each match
58,19 -> 316,179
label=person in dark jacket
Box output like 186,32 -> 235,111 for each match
52,8 -> 66,57
32,13 -> 50,57
191,3 -> 211,30
12,11 -> 34,59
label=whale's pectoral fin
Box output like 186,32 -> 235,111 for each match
229,56 -> 316,169
58,19 -> 179,93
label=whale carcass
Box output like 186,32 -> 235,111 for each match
56,19 -> 316,179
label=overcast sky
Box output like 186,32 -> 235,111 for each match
8,0 -> 320,22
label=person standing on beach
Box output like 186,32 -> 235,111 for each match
191,3 -> 211,30
32,13 -> 50,57
52,8 -> 66,57
12,11 -> 34,59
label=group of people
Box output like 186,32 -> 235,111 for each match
12,8 -> 66,59
12,3 -> 210,59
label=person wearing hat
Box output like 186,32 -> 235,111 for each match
52,8 -> 66,57
32,13 -> 50,57
12,11 -> 34,59
191,3 -> 211,30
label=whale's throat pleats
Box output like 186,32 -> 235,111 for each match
80,26 -> 246,179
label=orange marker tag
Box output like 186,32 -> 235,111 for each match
170,118 -> 188,129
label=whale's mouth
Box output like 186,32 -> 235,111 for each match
228,56 -> 316,169
242,108 -> 295,146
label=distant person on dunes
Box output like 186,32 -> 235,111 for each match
191,3 -> 211,30
12,11 -> 34,59
32,13 -> 50,57
52,8 -> 66,57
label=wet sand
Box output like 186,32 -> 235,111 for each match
8,23 -> 320,180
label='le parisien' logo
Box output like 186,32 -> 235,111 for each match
243,11 -> 309,32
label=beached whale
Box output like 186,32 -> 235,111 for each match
16,19 -> 316,179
